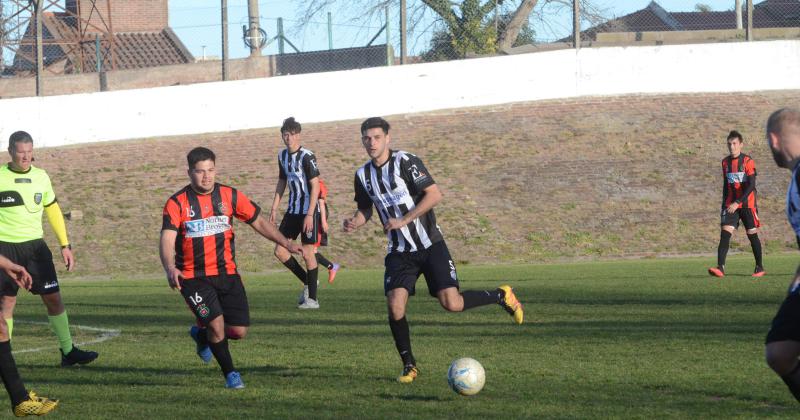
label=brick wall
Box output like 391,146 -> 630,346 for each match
66,0 -> 167,33
30,90 -> 800,277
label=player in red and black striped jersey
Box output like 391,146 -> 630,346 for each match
160,147 -> 302,389
708,130 -> 765,278
312,179 -> 340,284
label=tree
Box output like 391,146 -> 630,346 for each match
295,0 -> 607,57
694,4 -> 712,13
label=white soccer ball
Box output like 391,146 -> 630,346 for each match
447,357 -> 485,396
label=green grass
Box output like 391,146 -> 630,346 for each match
6,255 -> 800,418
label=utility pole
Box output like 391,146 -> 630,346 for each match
746,0 -> 753,41
222,0 -> 229,80
34,0 -> 43,96
247,0 -> 260,57
735,0 -> 742,30
399,0 -> 406,64
573,0 -> 580,49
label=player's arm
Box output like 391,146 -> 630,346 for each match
270,178 -> 287,225
304,176 -> 320,233
343,207 -> 371,232
320,198 -> 329,232
384,184 -> 442,232
44,200 -> 75,271
0,254 -> 31,291
159,229 -> 184,290
721,170 -> 728,210
250,214 -> 303,255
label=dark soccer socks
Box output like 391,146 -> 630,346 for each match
282,257 -> 307,283
208,338 -> 235,376
461,290 -> 501,310
388,316 -> 415,367
781,362 -> 800,403
717,230 -> 732,269
0,340 -> 28,406
748,232 -> 764,268
315,253 -> 334,270
307,268 -> 319,300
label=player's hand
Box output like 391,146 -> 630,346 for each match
343,217 -> 358,233
321,220 -> 329,233
383,217 -> 407,233
268,210 -> 277,226
286,241 -> 303,255
303,214 -> 314,234
2,263 -> 32,291
166,267 -> 184,291
726,202 -> 740,214
61,247 -> 75,271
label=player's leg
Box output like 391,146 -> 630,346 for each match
423,242 -> 523,323
28,240 -> 97,366
297,212 -> 320,308
219,275 -> 250,341
0,306 -> 58,416
274,214 -> 307,285
743,209 -> 765,276
765,292 -> 800,402
385,253 -> 420,383
766,341 -> 800,402
710,222 -> 736,277
0,295 -> 16,339
315,234 -> 340,284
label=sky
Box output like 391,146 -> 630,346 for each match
0,1 -> 753,65
168,0 -> 747,59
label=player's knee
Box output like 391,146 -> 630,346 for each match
438,298 -> 460,312
226,327 -> 247,340
765,347 -> 795,375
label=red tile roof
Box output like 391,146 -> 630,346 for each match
6,12 -> 193,76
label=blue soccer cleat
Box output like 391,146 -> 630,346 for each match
189,326 -> 212,363
225,371 -> 245,389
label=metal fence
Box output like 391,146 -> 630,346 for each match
1,0 -> 799,97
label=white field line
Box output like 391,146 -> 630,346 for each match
12,320 -> 121,354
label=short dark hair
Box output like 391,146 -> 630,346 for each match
8,131 -> 33,152
767,108 -> 800,137
727,130 -> 743,143
187,147 -> 215,169
361,117 -> 390,135
281,117 -> 301,134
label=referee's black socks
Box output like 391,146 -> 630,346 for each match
282,256 -> 307,283
0,340 -> 28,406
717,230 -> 732,269
461,290 -> 501,310
781,362 -> 800,403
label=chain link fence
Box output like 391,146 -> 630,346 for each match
1,1 -> 799,98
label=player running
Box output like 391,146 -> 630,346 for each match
764,108 -> 800,404
0,131 -> 98,367
343,117 -> 524,383
708,130 -> 765,278
160,147 -> 302,389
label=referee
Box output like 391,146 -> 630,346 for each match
0,131 -> 97,366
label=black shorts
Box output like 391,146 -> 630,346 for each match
0,239 -> 59,297
720,207 -> 760,230
384,241 -> 459,297
279,212 -> 319,245
179,274 -> 250,327
766,293 -> 800,344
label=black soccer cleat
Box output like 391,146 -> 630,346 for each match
60,345 -> 98,367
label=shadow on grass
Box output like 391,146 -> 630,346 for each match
377,393 -> 444,402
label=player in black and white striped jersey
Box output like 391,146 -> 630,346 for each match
269,117 -> 322,309
343,117 -> 524,384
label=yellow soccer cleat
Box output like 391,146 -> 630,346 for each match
13,391 -> 58,417
397,365 -> 419,384
498,285 -> 524,325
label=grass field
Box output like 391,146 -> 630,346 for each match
5,255 -> 800,418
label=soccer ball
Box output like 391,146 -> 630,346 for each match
447,357 -> 485,396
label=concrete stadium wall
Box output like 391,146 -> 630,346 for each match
1,40 -> 799,148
